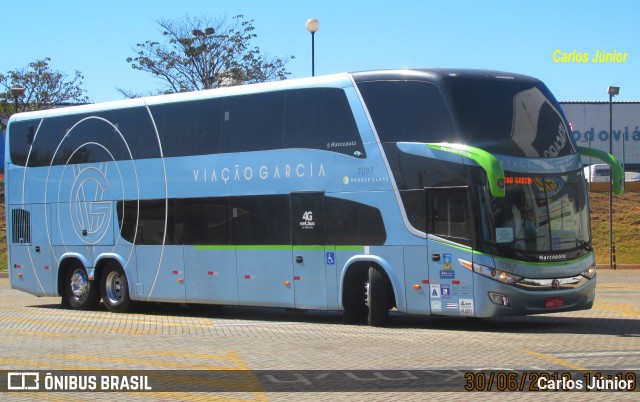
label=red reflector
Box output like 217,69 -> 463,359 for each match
294,276 -> 301,281
422,279 -> 429,284
244,274 -> 251,279
545,297 -> 565,309
172,270 -> 178,275
452,280 -> 461,285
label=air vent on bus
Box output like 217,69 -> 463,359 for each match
11,208 -> 31,244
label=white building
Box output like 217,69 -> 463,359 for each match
561,102 -> 640,173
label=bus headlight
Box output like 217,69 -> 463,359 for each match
473,263 -> 522,285
580,264 -> 597,279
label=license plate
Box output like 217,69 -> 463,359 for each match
545,297 -> 565,308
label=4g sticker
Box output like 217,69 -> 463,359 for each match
300,211 -> 315,230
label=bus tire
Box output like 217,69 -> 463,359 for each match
64,261 -> 100,310
101,262 -> 132,313
342,272 -> 368,324
343,292 -> 367,324
366,266 -> 389,327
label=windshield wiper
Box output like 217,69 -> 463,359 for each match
576,239 -> 593,252
556,238 -> 593,252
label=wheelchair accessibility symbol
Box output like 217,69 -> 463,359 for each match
326,252 -> 335,265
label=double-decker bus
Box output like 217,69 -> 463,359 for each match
5,69 -> 623,326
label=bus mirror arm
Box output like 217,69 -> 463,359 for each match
426,143 -> 506,198
577,146 -> 624,195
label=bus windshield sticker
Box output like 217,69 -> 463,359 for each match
496,227 -> 514,243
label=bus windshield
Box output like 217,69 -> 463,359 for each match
442,74 -> 575,158
478,170 -> 590,258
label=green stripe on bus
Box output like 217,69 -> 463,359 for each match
426,143 -> 506,198
425,238 -> 593,267
194,245 -> 364,251
578,146 -> 624,195
473,250 -> 594,267
335,246 -> 364,251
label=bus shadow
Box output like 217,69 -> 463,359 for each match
30,302 -> 346,324
31,301 -> 640,337
398,314 -> 640,337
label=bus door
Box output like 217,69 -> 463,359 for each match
425,187 -> 476,317
30,204 -> 55,295
233,196 -> 294,308
291,192 -> 327,309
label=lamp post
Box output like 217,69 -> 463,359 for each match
10,86 -> 25,114
607,85 -> 619,270
306,18 -> 320,77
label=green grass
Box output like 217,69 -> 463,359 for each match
588,191 -> 640,265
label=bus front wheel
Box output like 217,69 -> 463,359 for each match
64,262 -> 100,310
342,268 -> 368,324
101,262 -> 132,313
366,266 -> 389,327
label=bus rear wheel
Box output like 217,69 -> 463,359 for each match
366,266 -> 389,327
64,262 -> 100,310
101,262 -> 132,313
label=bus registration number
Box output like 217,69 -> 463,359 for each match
545,297 -> 565,308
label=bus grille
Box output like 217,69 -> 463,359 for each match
11,209 -> 31,244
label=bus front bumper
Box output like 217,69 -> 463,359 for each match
472,273 -> 597,318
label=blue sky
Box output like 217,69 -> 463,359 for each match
3,0 -> 638,102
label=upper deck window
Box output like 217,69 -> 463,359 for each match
357,80 -> 456,144
9,87 -> 365,168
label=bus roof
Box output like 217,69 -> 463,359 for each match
351,68 -> 540,84
7,68 -> 542,125
6,73 -> 355,124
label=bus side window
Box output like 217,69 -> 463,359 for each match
284,88 -> 363,158
221,92 -> 285,153
425,187 -> 472,246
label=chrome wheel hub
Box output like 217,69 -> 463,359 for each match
70,270 -> 89,301
105,271 -> 123,304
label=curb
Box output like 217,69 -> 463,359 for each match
597,264 -> 640,270
0,271 -> 7,278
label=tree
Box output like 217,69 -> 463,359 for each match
0,58 -> 90,122
125,14 -> 294,94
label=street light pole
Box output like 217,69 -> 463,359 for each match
306,18 -> 320,77
10,86 -> 25,114
607,86 -> 619,270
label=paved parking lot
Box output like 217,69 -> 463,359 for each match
0,268 -> 639,401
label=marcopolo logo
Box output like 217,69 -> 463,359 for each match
69,164 -> 112,244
